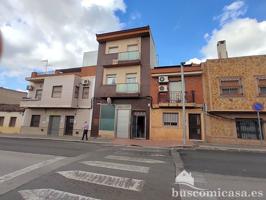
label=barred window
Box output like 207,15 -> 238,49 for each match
257,77 -> 266,96
220,77 -> 242,96
163,113 -> 178,126
30,115 -> 40,127
74,86 -> 79,98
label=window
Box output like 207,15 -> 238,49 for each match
52,86 -> 62,98
236,119 -> 264,140
220,78 -> 242,96
9,117 -> 17,127
106,74 -> 116,85
163,113 -> 178,126
35,89 -> 42,100
126,73 -> 137,83
257,77 -> 266,96
127,44 -> 138,52
0,117 -> 4,126
30,115 -> 40,127
108,46 -> 118,54
74,86 -> 79,98
82,87 -> 90,99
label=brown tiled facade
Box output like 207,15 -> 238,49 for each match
203,55 -> 266,145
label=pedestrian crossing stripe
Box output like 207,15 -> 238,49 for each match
58,170 -> 144,192
81,161 -> 149,173
19,188 -> 100,200
105,155 -> 165,164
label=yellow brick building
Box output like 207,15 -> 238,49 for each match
202,55 -> 266,145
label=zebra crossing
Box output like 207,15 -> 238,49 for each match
18,148 -> 166,200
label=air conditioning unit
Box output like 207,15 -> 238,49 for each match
158,85 -> 168,92
112,59 -> 118,64
158,76 -> 169,83
82,79 -> 90,86
26,85 -> 34,91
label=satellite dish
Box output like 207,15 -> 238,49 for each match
0,30 -> 3,60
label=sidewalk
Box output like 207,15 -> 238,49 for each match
0,133 -> 112,144
195,142 -> 266,153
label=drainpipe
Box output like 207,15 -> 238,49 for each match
181,62 -> 186,145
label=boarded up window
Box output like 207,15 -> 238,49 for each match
220,78 -> 242,96
99,105 -> 115,131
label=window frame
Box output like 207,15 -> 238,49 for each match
82,86 -> 90,99
163,112 -> 179,127
257,76 -> 266,96
106,74 -> 117,85
235,118 -> 264,140
51,85 -> 63,98
9,117 -> 17,127
74,86 -> 79,99
108,46 -> 119,54
30,115 -> 41,127
126,73 -> 137,83
0,116 -> 4,126
127,44 -> 138,52
219,77 -> 243,97
35,89 -> 42,100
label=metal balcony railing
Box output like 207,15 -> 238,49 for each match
116,83 -> 139,93
158,91 -> 195,103
21,97 -> 41,101
118,51 -> 140,61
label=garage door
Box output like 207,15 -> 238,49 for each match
116,109 -> 130,138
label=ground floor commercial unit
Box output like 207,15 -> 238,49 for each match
205,112 -> 266,145
0,110 -> 24,134
20,108 -> 93,137
91,97 -> 150,139
150,107 -> 205,141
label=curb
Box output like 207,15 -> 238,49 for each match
0,135 -> 112,145
170,148 -> 184,176
194,145 -> 266,153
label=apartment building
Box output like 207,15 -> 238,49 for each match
150,64 -> 204,141
0,87 -> 26,134
203,54 -> 266,145
91,26 -> 157,139
20,66 -> 96,137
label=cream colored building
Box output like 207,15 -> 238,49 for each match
20,66 -> 96,137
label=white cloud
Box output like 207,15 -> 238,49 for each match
214,0 -> 247,25
0,0 -> 126,84
185,58 -> 203,64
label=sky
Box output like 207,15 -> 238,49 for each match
0,0 -> 266,91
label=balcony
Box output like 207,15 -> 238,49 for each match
118,51 -> 140,61
158,91 -> 197,107
116,83 -> 139,93
20,97 -> 42,108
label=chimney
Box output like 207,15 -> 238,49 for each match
217,40 -> 228,59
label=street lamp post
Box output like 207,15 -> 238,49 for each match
180,62 -> 186,145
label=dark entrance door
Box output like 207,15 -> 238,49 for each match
48,115 -> 60,136
132,111 -> 146,139
64,116 -> 74,135
189,114 -> 202,140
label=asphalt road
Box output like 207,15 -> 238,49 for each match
0,138 -> 176,200
0,137 -> 266,200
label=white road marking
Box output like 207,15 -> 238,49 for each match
120,148 -> 166,153
116,151 -> 166,157
58,170 -> 144,192
0,156 -> 65,184
105,155 -> 165,164
81,161 -> 149,173
19,188 -> 100,200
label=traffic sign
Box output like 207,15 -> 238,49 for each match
252,102 -> 264,111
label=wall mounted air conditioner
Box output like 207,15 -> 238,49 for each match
158,76 -> 169,83
82,79 -> 90,86
158,85 -> 168,92
26,85 -> 34,91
